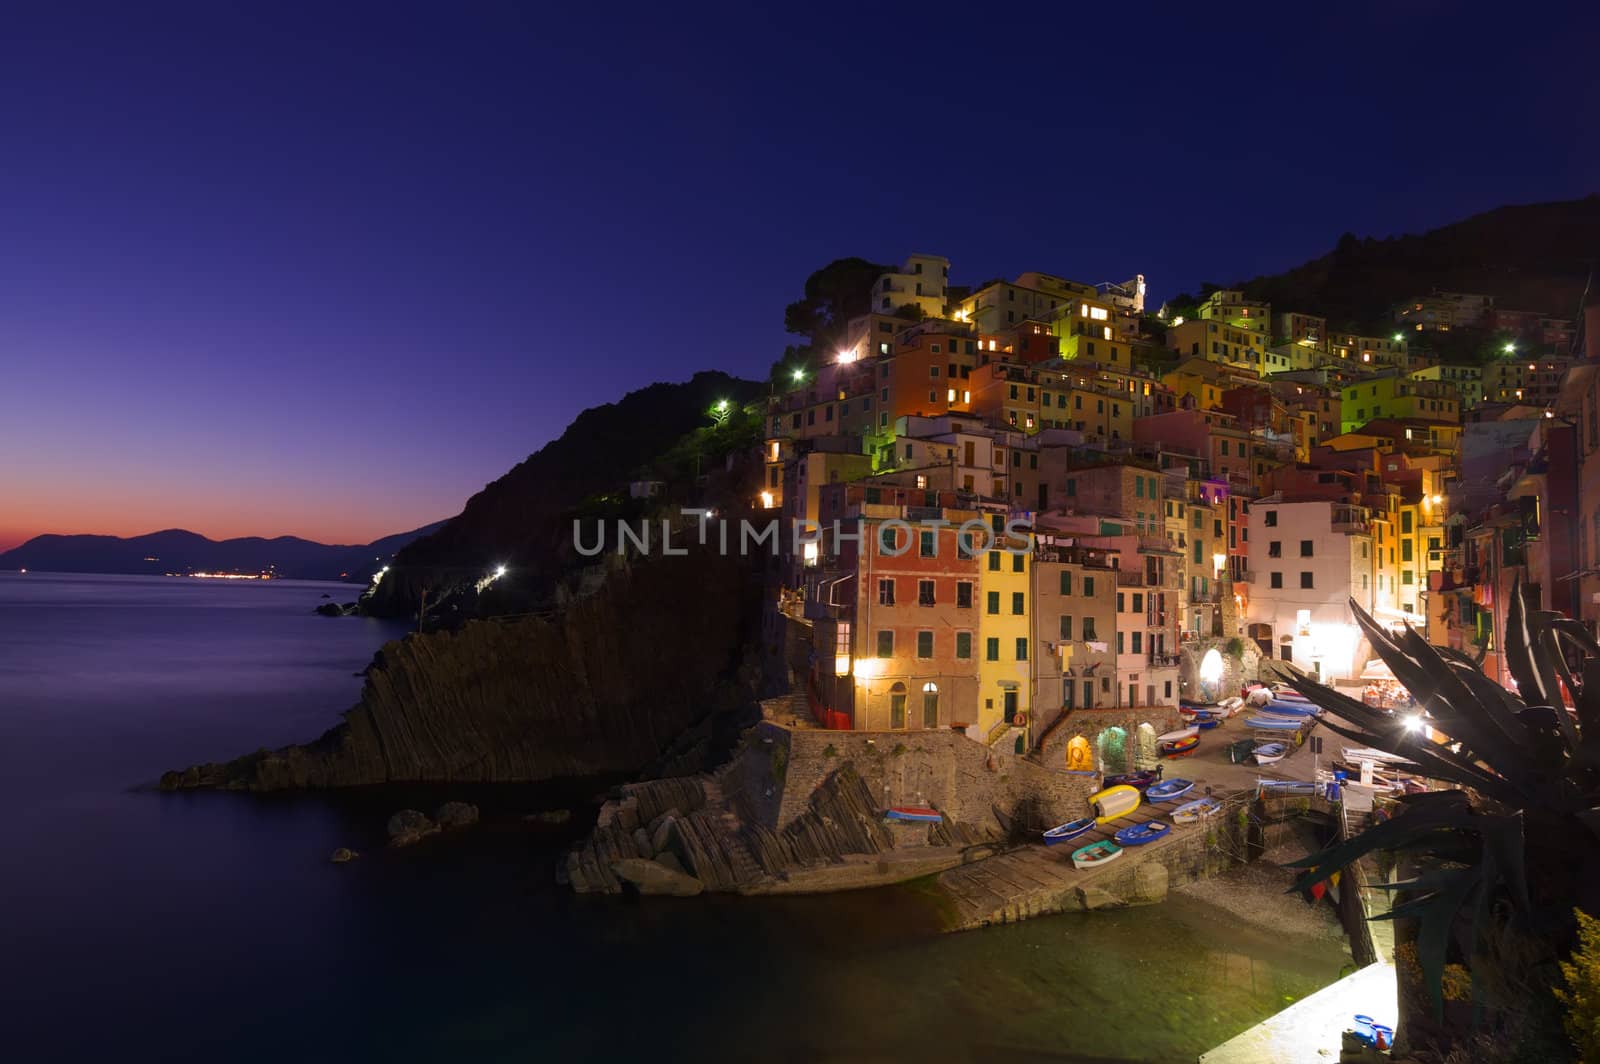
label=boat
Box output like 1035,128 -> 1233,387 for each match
1262,700 -> 1319,717
1042,817 -> 1096,846
1217,696 -> 1244,716
1071,839 -> 1123,870
1226,738 -> 1257,763
1159,735 -> 1200,758
884,806 -> 942,823
1194,714 -> 1221,730
1103,768 -> 1162,792
1114,821 -> 1172,846
1156,726 -> 1198,743
1245,716 -> 1305,731
1146,778 -> 1195,802
1252,742 -> 1289,765
1258,780 -> 1317,797
1178,700 -> 1218,717
1171,796 -> 1223,824
1090,784 -> 1142,823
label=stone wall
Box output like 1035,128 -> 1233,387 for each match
1035,706 -> 1185,771
772,722 -> 1100,834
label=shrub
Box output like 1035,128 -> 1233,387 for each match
1556,908 -> 1600,1061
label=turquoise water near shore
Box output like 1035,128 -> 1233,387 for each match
0,572 -> 1348,1063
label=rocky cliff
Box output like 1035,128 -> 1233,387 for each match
161,549 -> 763,790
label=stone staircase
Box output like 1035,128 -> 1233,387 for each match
988,724 -> 1026,752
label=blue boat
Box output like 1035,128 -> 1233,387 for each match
1252,741 -> 1289,764
1145,778 -> 1195,802
1171,796 -> 1223,824
884,806 -> 942,823
1195,715 -> 1221,730
1114,821 -> 1171,846
1263,700 -> 1319,717
1246,716 -> 1305,730
1042,817 -> 1096,846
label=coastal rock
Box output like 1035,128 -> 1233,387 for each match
1131,863 -> 1170,905
609,858 -> 704,897
632,827 -> 653,856
435,801 -> 479,830
386,809 -> 438,847
330,847 -> 358,863
656,851 -> 687,876
649,815 -> 677,856
527,809 -> 572,825
1071,886 -> 1126,911
160,551 -> 763,791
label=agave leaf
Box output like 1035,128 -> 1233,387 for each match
1577,659 -> 1600,738
1505,578 -> 1555,707
1376,868 -> 1482,1020
1285,807 -> 1486,890
1394,623 -> 1535,762
1310,714 -> 1517,799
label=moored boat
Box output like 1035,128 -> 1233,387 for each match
1090,783 -> 1142,823
1245,716 -> 1305,730
884,806 -> 942,823
1159,735 -> 1200,758
1193,713 -> 1221,730
1071,839 -> 1123,870
1252,741 -> 1289,765
1146,778 -> 1195,802
1114,820 -> 1171,846
1104,768 -> 1162,791
1156,726 -> 1199,743
1262,700 -> 1319,717
1042,816 -> 1096,845
1226,738 -> 1257,763
1171,796 -> 1223,824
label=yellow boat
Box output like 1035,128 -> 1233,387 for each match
1090,784 -> 1141,824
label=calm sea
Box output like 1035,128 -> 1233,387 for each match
0,572 -> 1347,1063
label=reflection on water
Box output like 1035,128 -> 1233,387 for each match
0,573 -> 1348,1063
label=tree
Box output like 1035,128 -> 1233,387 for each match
782,257 -> 893,349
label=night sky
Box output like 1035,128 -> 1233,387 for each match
3,3 -> 1596,551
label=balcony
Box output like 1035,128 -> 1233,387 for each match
1238,570 -> 1256,584
1148,652 -> 1182,668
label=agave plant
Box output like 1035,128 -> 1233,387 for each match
1280,581 -> 1600,1030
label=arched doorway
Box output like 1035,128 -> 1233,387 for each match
1199,647 -> 1225,701
921,682 -> 939,729
1096,726 -> 1128,774
1066,735 -> 1093,772
889,682 -> 907,729
1135,722 -> 1158,770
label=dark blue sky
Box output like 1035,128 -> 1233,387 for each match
3,2 -> 1596,548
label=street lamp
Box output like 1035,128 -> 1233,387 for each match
1504,342 -> 1517,355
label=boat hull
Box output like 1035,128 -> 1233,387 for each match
1146,778 -> 1195,802
1043,817 -> 1096,845
884,806 -> 942,823
1171,797 -> 1222,824
1070,840 -> 1123,870
1089,784 -> 1142,824
1114,822 -> 1171,846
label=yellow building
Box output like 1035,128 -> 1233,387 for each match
1197,289 -> 1271,333
1167,318 -> 1268,371
1340,375 -> 1460,433
978,517 -> 1033,740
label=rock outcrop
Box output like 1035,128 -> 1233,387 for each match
160,549 -> 762,791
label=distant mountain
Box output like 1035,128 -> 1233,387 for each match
0,522 -> 446,582
1234,195 -> 1600,332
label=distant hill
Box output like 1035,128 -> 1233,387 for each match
367,370 -> 765,614
1233,195 -> 1600,332
0,522 -> 446,582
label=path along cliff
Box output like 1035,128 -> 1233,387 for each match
160,548 -> 764,791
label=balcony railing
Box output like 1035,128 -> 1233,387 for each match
1148,652 -> 1182,667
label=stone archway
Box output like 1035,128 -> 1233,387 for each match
1134,722 -> 1158,770
1096,726 -> 1128,774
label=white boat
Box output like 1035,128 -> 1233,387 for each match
1171,796 -> 1223,824
1156,726 -> 1199,744
1070,840 -> 1124,870
1252,741 -> 1289,765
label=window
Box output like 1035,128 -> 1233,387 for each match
1264,511 -> 1278,527
878,525 -> 899,555
916,631 -> 934,659
986,591 -> 1000,614
1116,632 -> 1125,654
878,579 -> 895,605
1059,571 -> 1072,595
1082,617 -> 1097,640
1083,576 -> 1095,596
953,632 -> 973,660
1300,540 -> 1313,557
923,683 -> 938,728
985,637 -> 999,661
1270,572 -> 1283,589
1268,540 -> 1282,558
1402,541 -> 1413,562
876,630 -> 893,658
919,530 -> 935,558
918,580 -> 935,606
1117,593 -> 1125,611
1012,553 -> 1024,573
1300,572 -> 1314,589
1012,591 -> 1025,615
1059,615 -> 1073,640
1131,631 -> 1143,654
1132,593 -> 1144,612
890,692 -> 906,729
1015,638 -> 1029,661
956,582 -> 973,609
1402,570 -> 1414,585
988,551 -> 1001,571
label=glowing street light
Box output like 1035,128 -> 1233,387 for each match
1392,333 -> 1403,342
1504,342 -> 1517,355
494,565 -> 507,580
791,368 -> 805,382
